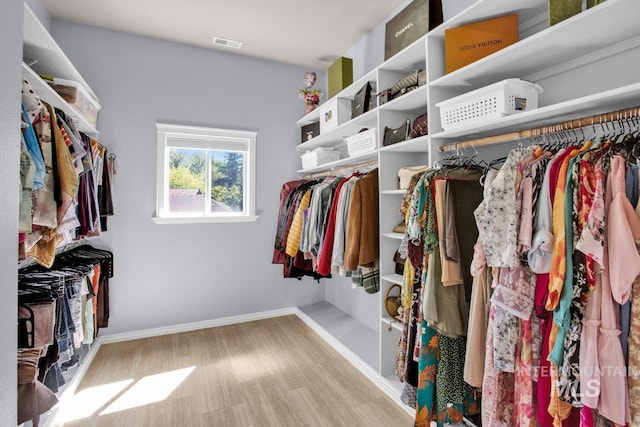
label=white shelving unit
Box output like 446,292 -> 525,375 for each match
20,4 -> 104,425
22,62 -> 98,135
22,3 -> 100,137
294,0 -> 640,407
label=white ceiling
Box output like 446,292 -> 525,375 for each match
41,0 -> 407,70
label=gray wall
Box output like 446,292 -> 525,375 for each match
50,20 -> 325,335
0,1 -> 22,423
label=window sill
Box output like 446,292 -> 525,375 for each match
151,215 -> 259,225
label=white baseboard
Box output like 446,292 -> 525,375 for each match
97,307 -> 297,344
44,305 -> 414,426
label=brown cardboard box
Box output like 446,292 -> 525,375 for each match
444,14 -> 519,74
328,57 -> 353,99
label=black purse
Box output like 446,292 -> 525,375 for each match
352,82 -> 372,118
383,119 -> 411,146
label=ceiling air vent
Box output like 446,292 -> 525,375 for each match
212,37 -> 243,49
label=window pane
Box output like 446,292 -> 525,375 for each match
210,151 -> 245,213
168,148 -> 206,213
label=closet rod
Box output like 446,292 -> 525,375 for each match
301,159 -> 379,179
439,105 -> 640,152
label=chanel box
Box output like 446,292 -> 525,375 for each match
385,0 -> 443,60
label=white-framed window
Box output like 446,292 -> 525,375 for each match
153,123 -> 258,224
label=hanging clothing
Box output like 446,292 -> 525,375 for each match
344,168 -> 379,271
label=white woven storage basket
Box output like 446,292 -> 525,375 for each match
345,128 -> 377,157
300,149 -> 341,170
436,79 -> 543,131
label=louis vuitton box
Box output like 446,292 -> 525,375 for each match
444,14 -> 519,74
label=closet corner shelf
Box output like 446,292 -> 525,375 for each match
381,232 -> 404,240
296,151 -> 378,175
380,189 -> 406,195
429,0 -> 636,89
297,109 -> 377,152
430,82 -> 640,141
381,274 -> 404,285
379,135 -> 429,152
381,317 -> 403,333
22,63 -> 98,135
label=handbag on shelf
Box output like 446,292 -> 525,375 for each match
384,284 -> 403,320
383,119 -> 411,146
390,69 -> 423,99
412,113 -> 428,138
377,89 -> 391,106
352,82 -> 373,118
398,165 -> 429,190
394,251 -> 406,275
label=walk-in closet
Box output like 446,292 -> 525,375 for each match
4,0 -> 640,425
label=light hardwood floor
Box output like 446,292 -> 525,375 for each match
57,315 -> 413,426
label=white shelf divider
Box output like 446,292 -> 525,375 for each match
381,274 -> 404,285
381,232 -> 404,240
381,317 -> 403,333
380,135 -> 429,152
296,150 -> 378,175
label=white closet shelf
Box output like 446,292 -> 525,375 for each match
431,82 -> 640,140
22,63 -> 98,135
379,85 -> 428,112
380,189 -> 405,195
381,317 -> 403,333
297,109 -> 377,152
296,69 -> 378,127
23,3 -> 99,101
379,135 -> 429,152
296,151 -> 377,175
430,0 -> 638,88
381,274 -> 404,285
381,232 -> 404,240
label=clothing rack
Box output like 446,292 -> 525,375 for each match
439,106 -> 640,152
300,159 -> 379,179
18,240 -> 92,269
